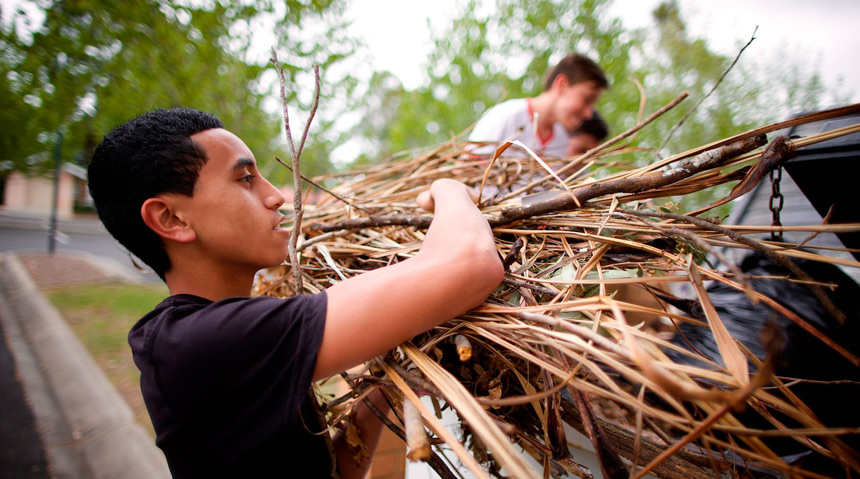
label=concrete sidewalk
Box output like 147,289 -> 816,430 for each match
0,211 -> 107,235
0,252 -> 170,479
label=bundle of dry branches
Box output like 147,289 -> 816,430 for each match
258,102 -> 860,479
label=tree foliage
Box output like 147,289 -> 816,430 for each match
3,0 -> 847,195
0,0 -> 354,183
348,0 -> 844,172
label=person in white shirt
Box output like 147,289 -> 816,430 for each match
469,53 -> 608,158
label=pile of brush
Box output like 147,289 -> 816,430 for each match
257,101 -> 860,479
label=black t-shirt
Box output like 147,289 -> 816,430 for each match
129,292 -> 332,478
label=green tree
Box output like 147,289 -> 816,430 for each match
1,14 -> 42,172
349,0 -> 842,170
0,0 -> 355,185
349,0 -> 636,161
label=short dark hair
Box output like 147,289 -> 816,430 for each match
571,110 -> 609,141
544,53 -> 609,91
88,108 -> 224,280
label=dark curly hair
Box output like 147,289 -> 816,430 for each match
570,110 -> 609,141
88,108 -> 224,280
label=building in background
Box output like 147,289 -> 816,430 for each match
2,164 -> 90,219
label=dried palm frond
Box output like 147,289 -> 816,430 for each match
257,102 -> 860,479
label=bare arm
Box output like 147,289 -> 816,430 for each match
333,389 -> 390,479
313,178 -> 503,380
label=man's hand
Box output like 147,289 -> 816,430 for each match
416,179 -> 479,213
316,177 -> 502,380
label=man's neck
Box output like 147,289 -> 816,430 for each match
164,260 -> 257,301
527,93 -> 557,138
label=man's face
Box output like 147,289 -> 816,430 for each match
179,128 -> 289,274
554,80 -> 603,132
567,132 -> 601,156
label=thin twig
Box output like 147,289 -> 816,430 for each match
310,213 -> 433,234
274,156 -> 373,214
297,65 -> 321,161
361,395 -> 458,479
653,26 -> 758,158
270,48 -> 296,158
500,91 -> 690,201
270,49 -> 321,293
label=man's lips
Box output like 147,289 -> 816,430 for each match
274,214 -> 287,231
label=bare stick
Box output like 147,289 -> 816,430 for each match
270,49 -> 321,293
404,398 -> 431,461
270,49 -> 297,158
310,213 -> 433,234
488,135 -> 766,228
361,396 -> 458,479
652,27 -> 758,159
498,91 -> 689,201
274,156 -> 373,214
297,66 -> 321,161
308,135 -> 764,235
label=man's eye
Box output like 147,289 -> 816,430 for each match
241,174 -> 257,184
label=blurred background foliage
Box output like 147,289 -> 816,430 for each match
0,0 -> 355,184
350,0 -> 848,164
0,0 -> 850,194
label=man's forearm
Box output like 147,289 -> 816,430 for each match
333,389 -> 391,479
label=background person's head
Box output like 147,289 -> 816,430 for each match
543,53 -> 609,132
567,110 -> 609,156
88,108 -> 224,279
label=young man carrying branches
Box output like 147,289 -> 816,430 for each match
88,108 -> 503,478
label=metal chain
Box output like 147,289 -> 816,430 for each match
769,166 -> 784,243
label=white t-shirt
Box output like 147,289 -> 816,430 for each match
468,98 -> 570,157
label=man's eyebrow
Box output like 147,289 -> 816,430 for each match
231,157 -> 256,171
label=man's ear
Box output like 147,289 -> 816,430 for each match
141,196 -> 196,243
550,73 -> 571,93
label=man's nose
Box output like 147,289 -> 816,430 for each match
263,179 -> 286,209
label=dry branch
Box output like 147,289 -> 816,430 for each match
501,91 -> 691,200
652,26 -> 758,157
258,102 -> 860,479
488,134 -> 767,227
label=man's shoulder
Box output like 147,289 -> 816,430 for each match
484,98 -> 529,117
129,292 -> 327,354
144,292 -> 324,321
470,98 -> 530,143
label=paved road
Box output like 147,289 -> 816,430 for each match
0,213 -> 157,282
1,227 -> 131,258
0,311 -> 52,479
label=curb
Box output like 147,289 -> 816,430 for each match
0,252 -> 171,479
55,250 -> 152,285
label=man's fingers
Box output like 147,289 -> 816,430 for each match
467,187 -> 480,204
416,190 -> 434,212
